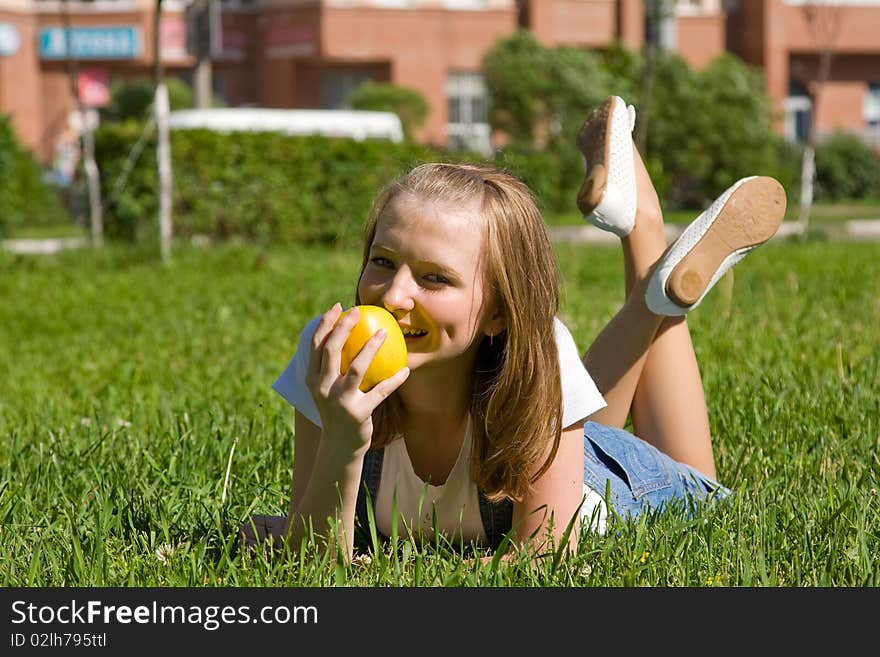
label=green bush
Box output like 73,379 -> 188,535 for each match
637,52 -> 788,207
96,124 -> 453,244
814,132 -> 880,201
349,82 -> 428,142
767,136 -> 804,205
483,30 -> 611,147
493,137 -> 584,215
101,76 -> 199,123
96,120 -> 159,241
0,116 -> 69,238
484,36 -> 797,210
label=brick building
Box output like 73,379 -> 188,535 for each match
0,0 -> 878,166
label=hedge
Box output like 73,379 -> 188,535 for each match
94,119 -> 878,246
814,132 -> 880,201
95,122 -> 580,244
0,116 -> 69,238
96,122 -> 459,245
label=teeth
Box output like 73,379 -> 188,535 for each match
402,328 -> 427,337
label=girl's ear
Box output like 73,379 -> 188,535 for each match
484,307 -> 506,339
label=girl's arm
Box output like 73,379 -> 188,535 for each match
286,304 -> 409,560
288,410 -> 321,514
509,421 -> 586,557
286,410 -> 370,559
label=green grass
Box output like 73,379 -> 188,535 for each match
1,238 -> 878,586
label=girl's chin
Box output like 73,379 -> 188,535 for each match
400,350 -> 461,373
403,335 -> 427,349
403,332 -> 438,354
401,354 -> 436,376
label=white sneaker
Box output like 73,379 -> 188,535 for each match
576,95 -> 638,237
646,176 -> 787,316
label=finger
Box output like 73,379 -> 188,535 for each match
362,365 -> 410,406
318,306 -> 361,386
308,303 -> 343,358
311,303 -> 343,352
306,303 -> 343,385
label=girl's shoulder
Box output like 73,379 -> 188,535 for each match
553,316 -> 581,358
553,315 -> 607,426
270,314 -> 323,426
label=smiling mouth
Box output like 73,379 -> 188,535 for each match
401,327 -> 428,339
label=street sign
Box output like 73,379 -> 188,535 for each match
77,68 -> 111,108
39,26 -> 141,60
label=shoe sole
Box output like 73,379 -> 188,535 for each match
576,97 -> 614,215
666,176 -> 787,306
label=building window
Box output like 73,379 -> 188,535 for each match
785,81 -> 812,143
371,0 -> 412,7
446,71 -> 491,155
865,82 -> 880,145
675,0 -> 721,16
442,0 -> 489,8
321,68 -> 372,110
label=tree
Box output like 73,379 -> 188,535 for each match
154,0 -> 173,262
797,0 -> 846,235
61,0 -> 103,246
349,81 -> 428,141
634,0 -> 676,152
482,31 -> 610,147
102,76 -> 194,123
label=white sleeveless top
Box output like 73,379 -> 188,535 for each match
273,315 -> 609,544
374,420 -> 484,543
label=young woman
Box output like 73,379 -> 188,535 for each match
241,96 -> 787,559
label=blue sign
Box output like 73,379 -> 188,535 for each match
39,26 -> 141,60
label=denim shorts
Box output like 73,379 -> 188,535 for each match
583,421 -> 732,524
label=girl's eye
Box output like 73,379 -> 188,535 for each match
424,273 -> 449,285
369,257 -> 394,269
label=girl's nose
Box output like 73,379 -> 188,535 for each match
381,268 -> 415,314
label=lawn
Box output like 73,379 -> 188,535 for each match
1,237 -> 878,586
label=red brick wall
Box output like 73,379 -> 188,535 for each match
39,69 -> 75,163
253,6 -> 321,108
214,11 -> 259,106
783,4 -> 880,53
0,5 -> 195,162
322,7 -> 517,145
0,10 -> 44,158
5,0 -> 880,163
618,0 -> 643,50
814,81 -> 867,134
529,0 -> 617,48
790,52 -> 880,134
677,14 -> 725,70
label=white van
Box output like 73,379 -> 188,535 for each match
167,108 -> 404,143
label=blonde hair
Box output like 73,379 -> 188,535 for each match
356,163 -> 563,503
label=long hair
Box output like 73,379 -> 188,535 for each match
356,163 -> 563,503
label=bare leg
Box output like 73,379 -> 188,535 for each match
583,145 -> 717,478
629,319 -> 715,477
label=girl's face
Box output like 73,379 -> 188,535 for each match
357,192 -> 504,375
